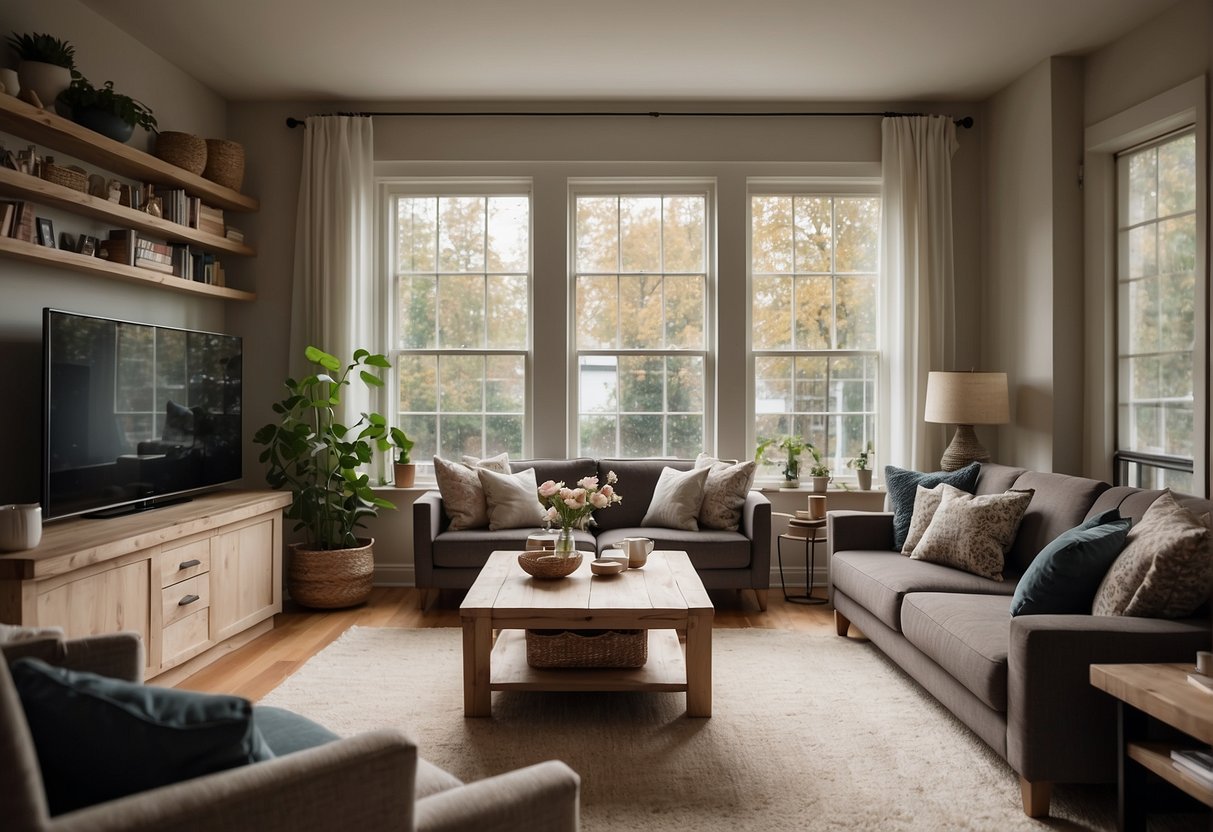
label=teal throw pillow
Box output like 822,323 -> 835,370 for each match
885,462 -> 981,551
11,658 -> 273,815
1010,510 -> 1131,616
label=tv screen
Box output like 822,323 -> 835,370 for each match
42,309 -> 242,519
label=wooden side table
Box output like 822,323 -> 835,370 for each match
776,519 -> 827,605
1090,662 -> 1213,831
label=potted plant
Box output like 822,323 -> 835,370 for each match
57,77 -> 156,143
806,445 -> 831,492
847,441 -> 875,491
383,427 -> 415,487
6,32 -> 76,110
756,434 -> 809,488
254,346 -> 397,609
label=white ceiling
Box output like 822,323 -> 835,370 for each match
82,0 -> 1180,103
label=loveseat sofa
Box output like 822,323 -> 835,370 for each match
827,463 -> 1211,818
414,457 -> 771,609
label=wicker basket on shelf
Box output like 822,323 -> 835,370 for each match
202,138 -> 244,190
154,131 -> 207,174
525,629 -> 648,668
42,162 -> 87,193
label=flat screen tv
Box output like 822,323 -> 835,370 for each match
42,309 -> 242,520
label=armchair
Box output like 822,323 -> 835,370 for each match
1,631 -> 580,832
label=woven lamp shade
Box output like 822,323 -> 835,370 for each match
924,372 -> 1009,426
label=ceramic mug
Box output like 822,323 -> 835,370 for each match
621,537 -> 654,568
807,495 -> 828,520
0,503 -> 41,552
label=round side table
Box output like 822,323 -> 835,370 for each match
777,520 -> 828,605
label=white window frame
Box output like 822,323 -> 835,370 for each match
746,178 -> 882,483
566,179 -> 717,459
379,178 -> 534,479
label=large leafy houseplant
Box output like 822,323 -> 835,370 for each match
5,32 -> 77,70
254,346 -> 396,551
58,77 -> 156,141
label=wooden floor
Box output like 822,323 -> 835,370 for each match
176,586 -> 837,700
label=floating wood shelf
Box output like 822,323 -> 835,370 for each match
0,94 -> 258,213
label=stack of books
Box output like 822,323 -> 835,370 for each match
1171,749 -> 1213,787
194,203 -> 224,237
103,230 -> 173,274
786,516 -> 824,538
0,200 -> 35,241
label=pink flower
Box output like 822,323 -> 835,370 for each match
600,484 -> 614,499
577,475 -> 599,490
563,489 -> 587,509
544,506 -> 560,523
590,492 -> 609,508
538,480 -> 560,499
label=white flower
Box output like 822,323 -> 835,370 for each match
577,475 -> 599,490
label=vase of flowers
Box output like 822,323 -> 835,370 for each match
537,472 -> 623,556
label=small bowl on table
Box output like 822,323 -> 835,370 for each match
517,550 -> 582,579
590,558 -> 626,576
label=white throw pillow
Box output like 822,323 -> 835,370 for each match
462,453 -> 511,474
641,466 -> 711,531
910,485 -> 1034,580
694,454 -> 756,532
901,484 -> 945,555
477,468 -> 545,531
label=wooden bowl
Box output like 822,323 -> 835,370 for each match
590,558 -> 626,576
517,550 -> 582,579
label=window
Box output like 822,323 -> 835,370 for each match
1116,129 -> 1199,491
750,190 -> 880,477
389,188 -> 531,469
572,187 -> 711,457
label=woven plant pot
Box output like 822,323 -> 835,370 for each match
288,538 -> 374,609
155,131 -> 207,174
202,138 -> 245,190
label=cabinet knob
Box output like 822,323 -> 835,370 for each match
178,594 -> 200,606
178,559 -> 202,570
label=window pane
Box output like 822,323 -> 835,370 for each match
620,196 -> 661,273
794,356 -> 828,413
1127,225 -> 1157,278
486,196 -> 528,272
438,196 -> 485,272
1160,352 -> 1193,398
835,197 -> 880,272
487,275 -> 527,349
576,196 -> 617,273
398,275 -> 436,348
1159,271 -> 1195,351
439,354 -> 483,412
1158,133 -> 1195,216
1127,149 -> 1157,225
400,414 -> 436,461
753,275 -> 792,350
485,415 -> 523,458
485,355 -> 524,412
579,415 -> 616,458
620,414 -> 663,456
836,275 -> 878,350
579,355 -> 617,413
619,355 -> 663,412
1128,277 -> 1159,354
663,195 -> 704,272
397,197 -> 436,272
794,275 -> 831,350
667,356 -> 704,413
576,275 -> 618,349
667,414 -> 703,457
619,274 -> 664,349
398,354 -> 437,412
665,274 -> 704,349
438,275 -> 485,349
439,415 -> 482,457
756,356 -> 792,415
751,195 -> 793,273
793,196 -> 831,273
1165,403 -> 1193,457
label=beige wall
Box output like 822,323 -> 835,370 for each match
0,0 -> 229,506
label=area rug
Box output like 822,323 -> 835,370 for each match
258,627 -> 1194,831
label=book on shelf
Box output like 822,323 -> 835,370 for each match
1171,749 -> 1213,787
9,201 -> 34,242
105,229 -> 173,271
223,227 -> 244,243
195,203 -> 224,236
0,201 -> 15,237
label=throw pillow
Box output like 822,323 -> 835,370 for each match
434,456 -> 505,529
885,462 -> 981,551
477,467 -> 546,530
462,452 -> 511,474
910,485 -> 1034,580
1010,510 -> 1132,616
641,466 -> 711,531
901,484 -> 944,555
1092,491 -> 1213,618
694,454 -> 756,531
11,658 -> 273,816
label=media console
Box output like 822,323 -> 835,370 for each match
0,489 -> 290,682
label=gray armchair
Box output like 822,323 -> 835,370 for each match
1,631 -> 580,832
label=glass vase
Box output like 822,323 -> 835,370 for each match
554,525 -> 576,557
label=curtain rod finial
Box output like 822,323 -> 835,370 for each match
286,117 -> 305,129
955,116 -> 974,129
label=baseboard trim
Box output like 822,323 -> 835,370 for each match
374,564 -> 415,586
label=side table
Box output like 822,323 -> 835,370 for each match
1090,662 -> 1213,831
777,520 -> 827,605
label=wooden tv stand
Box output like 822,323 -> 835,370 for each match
0,490 -> 290,684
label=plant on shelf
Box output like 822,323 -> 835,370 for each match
847,441 -> 875,490
6,32 -> 78,109
254,346 -> 397,609
58,77 -> 157,143
756,434 -> 810,486
381,426 -> 415,488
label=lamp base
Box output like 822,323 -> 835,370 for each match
940,424 -> 990,472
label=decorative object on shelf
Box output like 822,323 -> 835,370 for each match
0,503 -> 41,551
536,471 -> 622,557
383,427 -> 415,487
202,138 -> 244,190
41,158 -> 87,192
924,371 -> 1010,471
847,440 -> 875,490
76,234 -> 98,256
6,33 -> 76,111
57,78 -> 157,143
806,445 -> 831,492
154,131 -> 207,174
517,549 -> 583,579
525,628 -> 648,669
756,434 -> 812,488
35,217 -> 54,247
0,68 -> 19,97
254,345 -> 398,609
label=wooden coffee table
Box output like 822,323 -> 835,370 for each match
459,550 -> 714,718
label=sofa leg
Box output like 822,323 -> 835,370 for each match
753,589 -> 768,611
1019,777 -> 1051,818
417,588 -> 436,612
834,610 -> 851,637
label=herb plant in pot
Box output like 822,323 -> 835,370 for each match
757,434 -> 809,488
383,427 -> 415,487
846,441 -> 874,491
254,346 -> 397,609
6,32 -> 76,110
57,77 -> 156,143
806,445 -> 831,492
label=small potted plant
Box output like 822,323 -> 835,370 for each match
6,32 -> 76,109
254,346 -> 397,609
847,441 -> 875,491
383,428 -> 415,487
806,445 -> 831,492
57,77 -> 156,143
756,434 -> 809,488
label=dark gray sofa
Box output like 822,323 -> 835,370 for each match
827,462 -> 1211,818
414,457 -> 771,609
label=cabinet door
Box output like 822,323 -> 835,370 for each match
37,559 -> 152,663
210,517 -> 280,641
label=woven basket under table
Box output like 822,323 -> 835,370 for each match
525,628 -> 648,668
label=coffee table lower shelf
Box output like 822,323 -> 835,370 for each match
489,629 -> 687,692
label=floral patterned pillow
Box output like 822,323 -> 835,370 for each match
901,484 -> 944,555
909,485 -> 1034,580
694,454 -> 756,531
1092,491 -> 1213,618
434,456 -> 493,530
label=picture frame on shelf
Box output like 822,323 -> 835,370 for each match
77,234 -> 98,257
58,231 -> 75,252
35,217 -> 54,248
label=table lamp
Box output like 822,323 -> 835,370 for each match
924,371 -> 1009,471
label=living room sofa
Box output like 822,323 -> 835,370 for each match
826,463 -> 1211,818
414,457 -> 772,609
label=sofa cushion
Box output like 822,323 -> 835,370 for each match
433,528 -> 595,568
593,458 -> 695,531
1009,511 -> 1131,616
642,466 -> 710,531
597,527 -> 751,569
478,467 -> 545,530
974,462 -> 1028,495
900,593 -> 1012,712
513,458 -> 599,488
695,454 -> 756,532
830,550 -> 1015,632
910,486 -> 1034,580
902,484 -> 945,555
462,452 -> 511,473
885,462 -> 981,551
433,456 -> 491,530
13,658 -> 273,816
1093,491 -> 1213,619
1003,470 -> 1111,575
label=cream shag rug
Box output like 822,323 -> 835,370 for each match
259,627 -> 1193,832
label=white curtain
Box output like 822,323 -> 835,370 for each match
289,115 -> 376,427
879,115 -> 959,472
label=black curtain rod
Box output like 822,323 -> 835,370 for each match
284,111 -> 974,129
